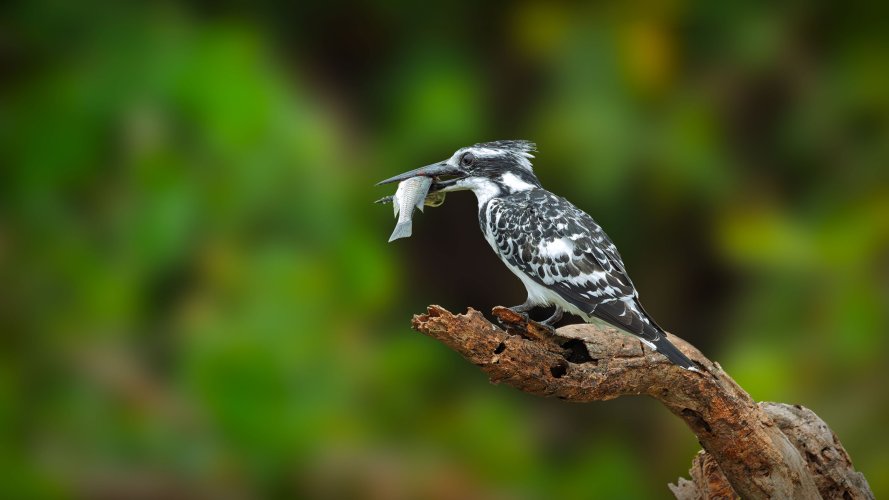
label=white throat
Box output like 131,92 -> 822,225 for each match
460,177 -> 501,207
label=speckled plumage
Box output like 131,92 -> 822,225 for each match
379,140 -> 697,370
481,189 -> 667,347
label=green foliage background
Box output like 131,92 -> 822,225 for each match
2,2 -> 888,498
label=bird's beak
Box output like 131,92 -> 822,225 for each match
375,161 -> 462,186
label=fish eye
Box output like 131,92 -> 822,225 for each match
460,152 -> 475,167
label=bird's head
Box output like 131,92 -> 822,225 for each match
377,140 -> 541,203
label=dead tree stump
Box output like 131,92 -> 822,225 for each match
410,305 -> 872,499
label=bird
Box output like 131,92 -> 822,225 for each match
377,140 -> 699,371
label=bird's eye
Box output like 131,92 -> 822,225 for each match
460,152 -> 475,167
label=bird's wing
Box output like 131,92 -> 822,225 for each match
493,191 -> 660,339
490,190 -> 697,370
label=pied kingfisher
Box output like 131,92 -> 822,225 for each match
377,141 -> 698,371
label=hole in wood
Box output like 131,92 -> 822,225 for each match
681,408 -> 712,434
550,363 -> 568,378
562,339 -> 593,363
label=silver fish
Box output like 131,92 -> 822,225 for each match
382,177 -> 446,242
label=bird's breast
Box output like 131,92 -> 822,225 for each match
480,200 -> 527,261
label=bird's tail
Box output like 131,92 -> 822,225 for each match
641,322 -> 699,372
388,221 -> 412,242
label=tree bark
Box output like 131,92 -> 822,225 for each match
410,305 -> 873,500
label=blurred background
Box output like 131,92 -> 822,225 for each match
2,1 -> 888,498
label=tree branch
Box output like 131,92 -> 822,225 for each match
411,305 -> 873,499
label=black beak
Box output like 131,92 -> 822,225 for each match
375,161 -> 462,186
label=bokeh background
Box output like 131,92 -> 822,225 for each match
3,1 -> 888,498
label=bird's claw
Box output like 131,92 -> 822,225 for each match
539,307 -> 563,329
493,306 -> 555,343
534,320 -> 556,336
506,308 -> 530,323
507,301 -> 534,321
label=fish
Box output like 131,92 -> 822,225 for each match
378,176 -> 446,242
373,189 -> 445,208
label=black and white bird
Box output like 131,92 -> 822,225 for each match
377,141 -> 698,371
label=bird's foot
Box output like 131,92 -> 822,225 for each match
539,307 -> 563,328
493,305 -> 556,343
531,320 -> 556,338
506,310 -> 530,323
496,306 -> 529,327
507,301 -> 534,322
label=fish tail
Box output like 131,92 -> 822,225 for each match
388,221 -> 412,242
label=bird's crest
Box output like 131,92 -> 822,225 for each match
469,140 -> 537,172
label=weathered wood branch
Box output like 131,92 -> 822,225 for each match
411,305 -> 872,500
